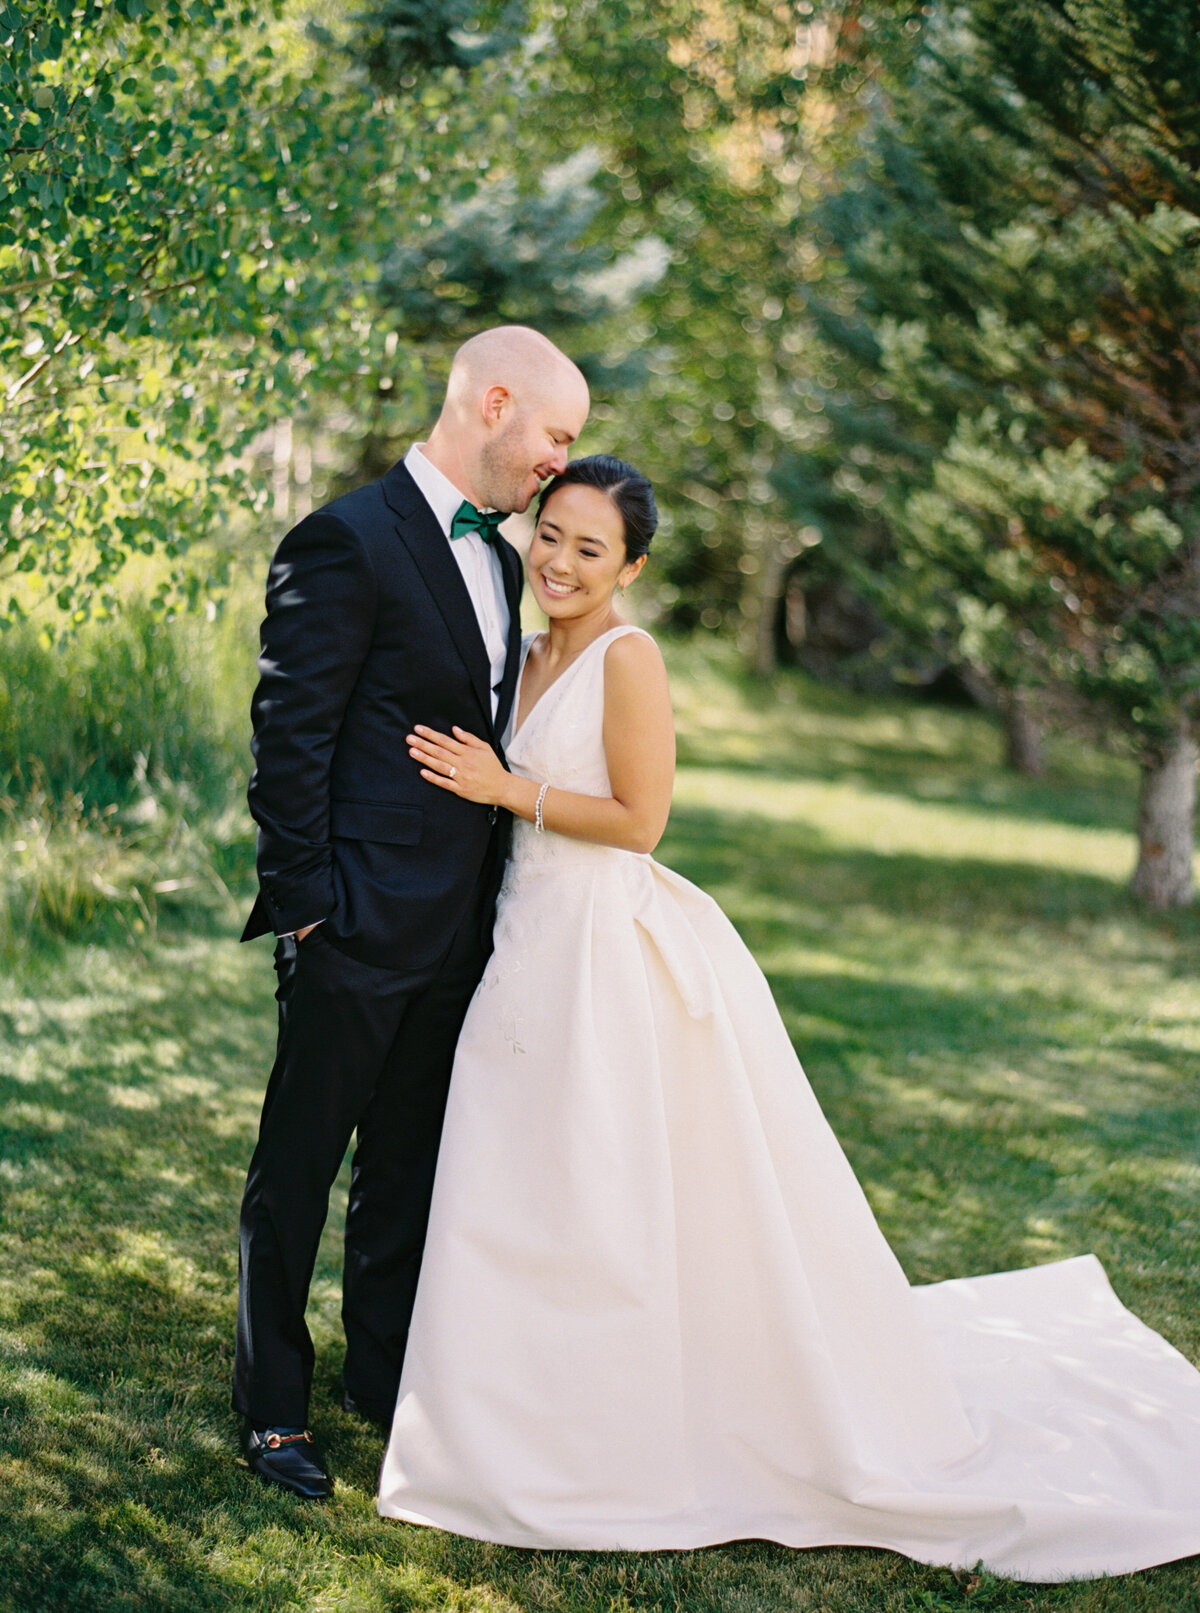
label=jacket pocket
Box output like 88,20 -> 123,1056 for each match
330,799 -> 424,845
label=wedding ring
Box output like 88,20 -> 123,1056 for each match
448,766 -> 456,779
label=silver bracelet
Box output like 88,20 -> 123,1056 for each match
534,782 -> 549,834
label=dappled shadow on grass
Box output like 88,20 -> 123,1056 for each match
675,732 -> 1142,838
671,658 -> 1142,840
1,855 -> 1199,1606
0,937 -> 260,1608
0,932 -> 379,1609
663,800 -> 1200,952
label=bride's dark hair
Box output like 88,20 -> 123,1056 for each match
536,454 -> 658,561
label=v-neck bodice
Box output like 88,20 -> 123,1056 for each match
503,625 -> 650,799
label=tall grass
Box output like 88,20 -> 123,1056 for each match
0,605 -> 250,808
0,600 -> 259,957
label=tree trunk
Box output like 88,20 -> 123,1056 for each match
783,570 -> 807,653
1000,687 -> 1044,777
1130,730 -> 1197,908
293,426 -> 313,521
272,417 -> 292,525
751,541 -> 789,679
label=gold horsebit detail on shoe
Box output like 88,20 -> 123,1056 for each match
264,1430 -> 315,1450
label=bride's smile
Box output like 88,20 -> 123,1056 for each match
529,481 -> 644,624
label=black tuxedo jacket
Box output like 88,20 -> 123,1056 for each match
241,459 -> 524,971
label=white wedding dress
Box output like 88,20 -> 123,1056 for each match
378,625 -> 1200,1581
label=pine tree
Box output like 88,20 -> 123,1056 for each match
817,0 -> 1200,905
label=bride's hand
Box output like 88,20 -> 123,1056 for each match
407,725 -> 509,806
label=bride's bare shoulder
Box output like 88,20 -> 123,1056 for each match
603,630 -> 670,711
604,627 -> 666,674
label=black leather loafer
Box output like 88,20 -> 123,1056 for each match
239,1420 -> 333,1500
342,1391 -> 393,1433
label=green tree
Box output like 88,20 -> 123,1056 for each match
0,0 -> 499,625
816,0 -> 1200,905
523,0 -> 932,664
347,0 -> 848,654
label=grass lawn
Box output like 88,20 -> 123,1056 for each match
1,643 -> 1198,1612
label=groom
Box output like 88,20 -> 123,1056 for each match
235,326 -> 590,1498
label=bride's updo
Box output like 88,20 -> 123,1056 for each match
536,454 -> 658,561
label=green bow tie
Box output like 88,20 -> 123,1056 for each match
450,500 -> 504,546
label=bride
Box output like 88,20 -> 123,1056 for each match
381,454 -> 1200,1581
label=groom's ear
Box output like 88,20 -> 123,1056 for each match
481,384 -> 511,424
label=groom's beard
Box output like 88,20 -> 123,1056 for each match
477,419 -> 540,517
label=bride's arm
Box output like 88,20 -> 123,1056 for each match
407,633 -> 675,854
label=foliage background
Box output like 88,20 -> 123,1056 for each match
2,2 -> 1199,1605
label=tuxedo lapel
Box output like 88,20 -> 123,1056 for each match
494,537 -> 525,745
383,462 -> 496,736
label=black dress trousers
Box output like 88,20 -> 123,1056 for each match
233,861 -> 495,1429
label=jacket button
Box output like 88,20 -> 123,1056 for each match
488,807 -> 498,825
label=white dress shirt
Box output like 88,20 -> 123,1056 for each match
404,443 -> 510,721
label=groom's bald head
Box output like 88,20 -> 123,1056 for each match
423,326 -> 589,515
446,326 -> 588,414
